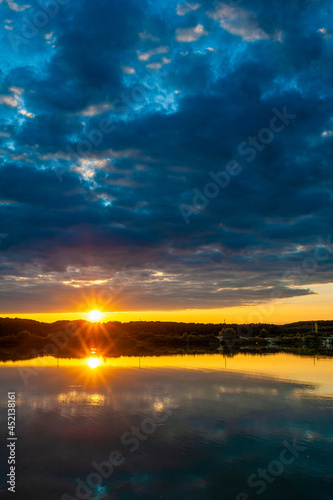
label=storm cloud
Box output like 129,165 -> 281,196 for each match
0,0 -> 332,312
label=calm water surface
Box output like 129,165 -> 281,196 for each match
0,353 -> 332,500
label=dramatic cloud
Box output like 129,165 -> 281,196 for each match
208,3 -> 281,42
176,2 -> 201,16
176,24 -> 207,42
0,0 -> 332,313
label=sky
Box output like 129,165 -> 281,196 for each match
0,0 -> 332,324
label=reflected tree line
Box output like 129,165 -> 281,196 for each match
0,318 -> 332,360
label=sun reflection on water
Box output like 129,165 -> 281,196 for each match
1,354 -> 333,397
58,390 -> 105,406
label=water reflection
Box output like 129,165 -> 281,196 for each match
58,390 -> 105,406
1,352 -> 333,395
0,353 -> 332,499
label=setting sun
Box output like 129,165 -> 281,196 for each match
87,309 -> 103,322
87,357 -> 101,369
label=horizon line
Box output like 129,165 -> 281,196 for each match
0,315 -> 331,326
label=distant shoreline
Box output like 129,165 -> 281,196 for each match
0,317 -> 332,361
0,316 -> 333,326
1,315 -> 333,326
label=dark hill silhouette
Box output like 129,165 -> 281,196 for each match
0,317 -> 333,339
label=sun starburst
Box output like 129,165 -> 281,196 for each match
87,309 -> 103,322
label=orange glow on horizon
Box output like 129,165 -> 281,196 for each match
1,306 -> 332,325
1,284 -> 332,325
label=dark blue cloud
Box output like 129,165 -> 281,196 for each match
0,0 -> 332,312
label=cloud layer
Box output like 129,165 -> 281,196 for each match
0,0 -> 333,313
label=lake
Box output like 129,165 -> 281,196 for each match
0,353 -> 332,499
